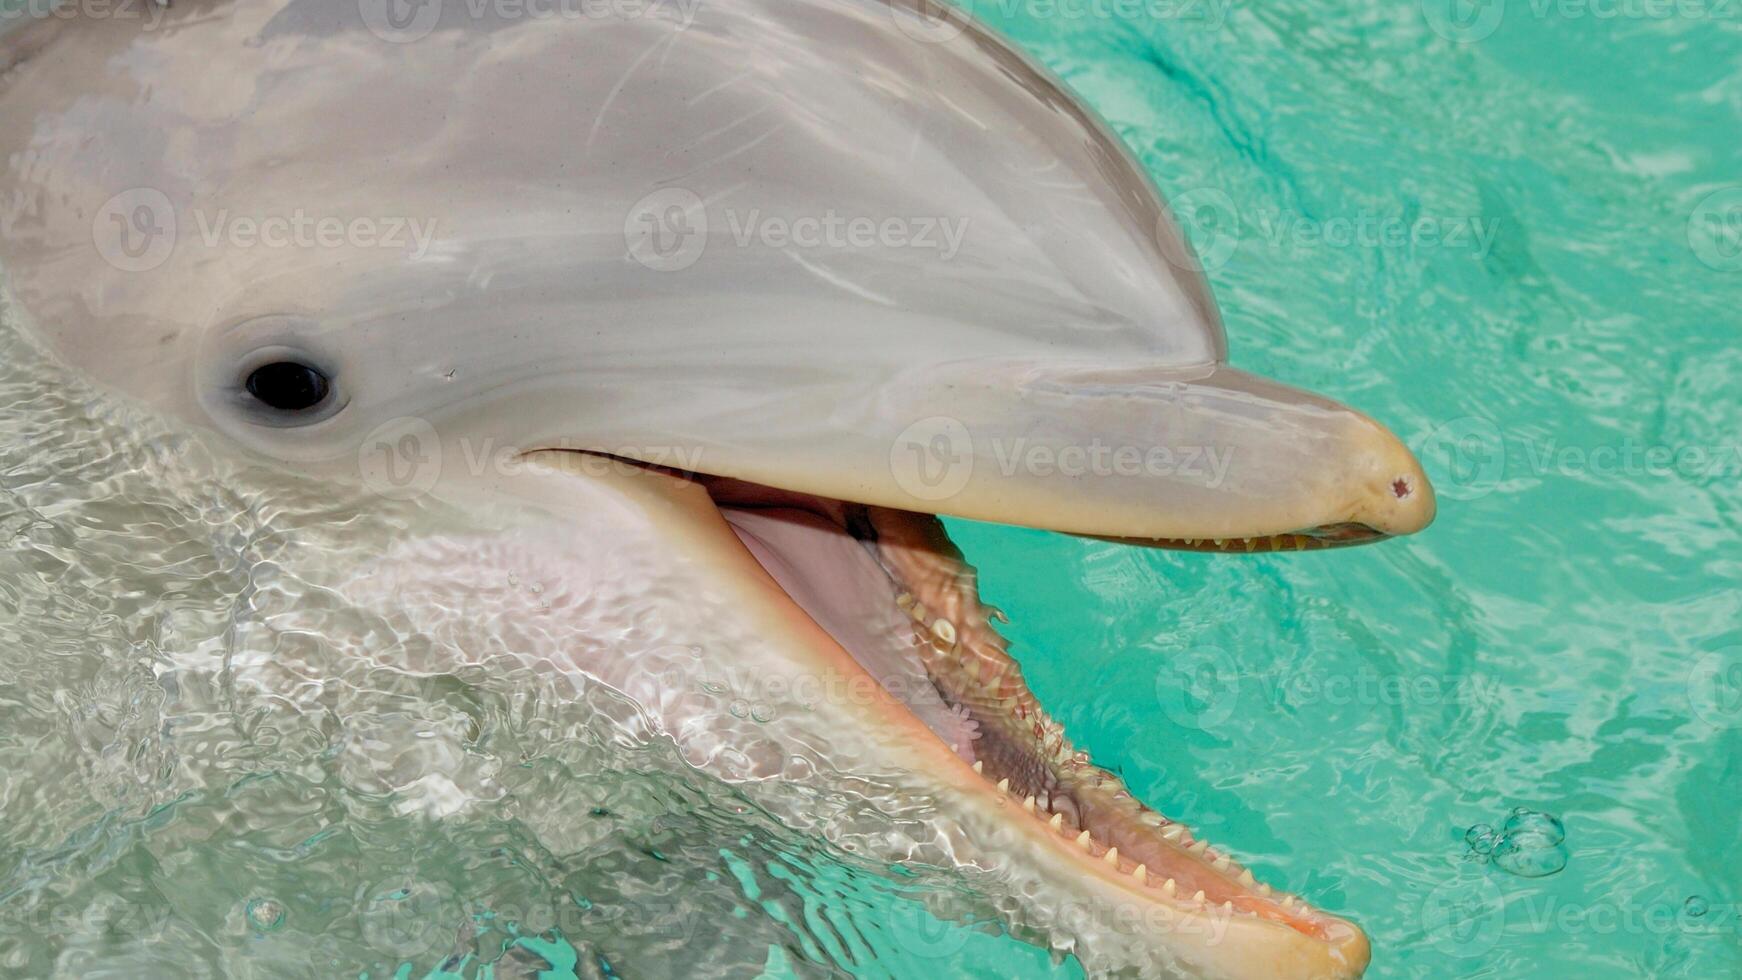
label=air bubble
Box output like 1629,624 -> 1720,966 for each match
1684,896 -> 1708,918
245,897 -> 285,932
1464,823 -> 1496,854
1502,807 -> 1565,845
1465,807 -> 1568,878
1492,834 -> 1567,878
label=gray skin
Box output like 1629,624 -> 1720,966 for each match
0,1 -> 1431,976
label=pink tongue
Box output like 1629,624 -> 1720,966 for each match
720,507 -> 978,762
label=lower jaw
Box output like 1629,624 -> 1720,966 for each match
698,475 -> 1352,948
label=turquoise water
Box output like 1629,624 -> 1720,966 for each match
1,2 -> 1738,979
940,1 -> 1742,976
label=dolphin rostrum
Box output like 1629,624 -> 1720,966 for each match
0,0 -> 1432,975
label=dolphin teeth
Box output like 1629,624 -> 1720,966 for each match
1257,883 -> 1272,896
1102,846 -> 1119,866
1238,869 -> 1256,886
1221,900 -> 1234,913
894,592 -> 914,610
1212,853 -> 1231,871
1188,840 -> 1210,856
1162,878 -> 1177,897
1282,896 -> 1297,910
995,777 -> 1009,794
1074,830 -> 1092,851
972,760 -> 983,775
910,602 -> 928,623
1213,539 -> 1225,547
1191,890 -> 1206,904
1160,824 -> 1186,842
1022,796 -> 1036,813
1132,864 -> 1148,884
1049,813 -> 1064,832
931,619 -> 957,647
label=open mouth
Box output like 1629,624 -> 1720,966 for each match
552,451 -> 1369,957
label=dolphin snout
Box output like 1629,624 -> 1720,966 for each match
1340,415 -> 1437,539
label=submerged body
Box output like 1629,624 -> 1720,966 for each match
0,0 -> 1431,975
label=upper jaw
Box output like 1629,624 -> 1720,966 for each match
522,358 -> 1436,551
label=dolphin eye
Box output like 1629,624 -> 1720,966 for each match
244,361 -> 331,412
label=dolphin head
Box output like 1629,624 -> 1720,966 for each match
0,0 -> 1429,975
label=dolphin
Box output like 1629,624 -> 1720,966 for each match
0,0 -> 1433,975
